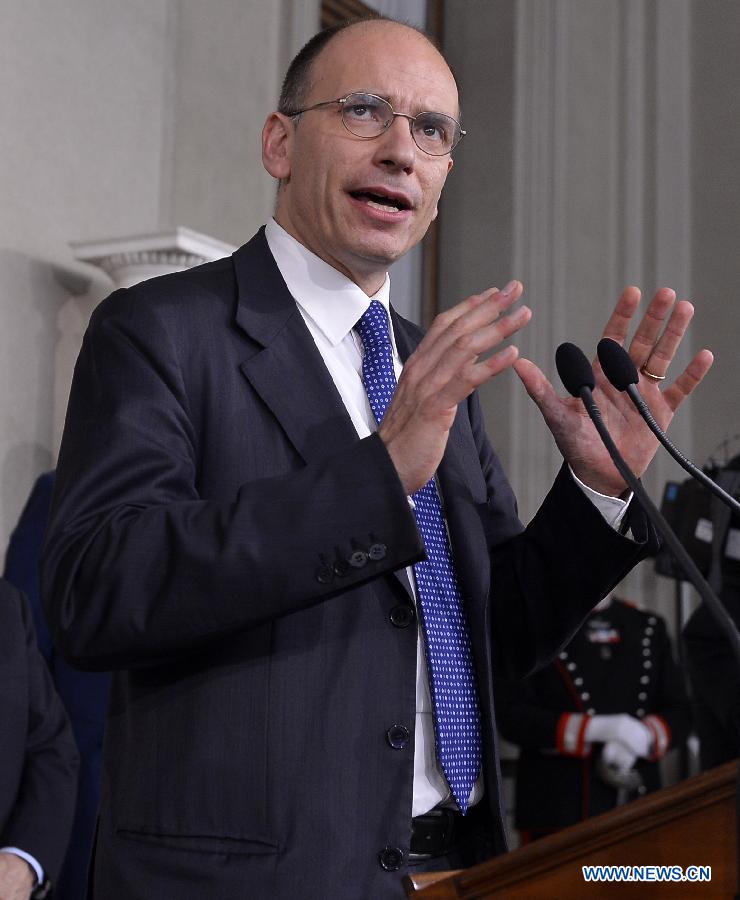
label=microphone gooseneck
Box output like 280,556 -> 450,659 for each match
597,338 -> 740,517
555,342 -> 740,666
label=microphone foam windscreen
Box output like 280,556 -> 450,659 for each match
555,342 -> 595,396
597,338 -> 639,391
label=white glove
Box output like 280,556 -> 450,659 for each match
584,714 -> 652,758
601,739 -> 637,775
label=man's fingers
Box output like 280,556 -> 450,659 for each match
601,286 -> 697,384
434,345 -> 521,408
600,286 -> 642,344
512,357 -> 556,408
479,343 -> 520,378
635,299 -> 694,378
417,303 -> 531,399
446,304 -> 531,366
624,288 -> 677,364
421,280 -> 523,348
409,281 -> 525,379
422,286 -> 499,340
662,348 -> 714,412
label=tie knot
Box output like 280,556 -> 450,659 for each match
356,299 -> 391,351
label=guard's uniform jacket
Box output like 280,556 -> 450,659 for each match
495,598 -> 691,834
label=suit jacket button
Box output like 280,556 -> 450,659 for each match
378,846 -> 404,871
386,724 -> 410,750
369,542 -> 387,561
316,565 -> 333,584
348,550 -> 368,568
389,605 -> 415,628
333,559 -> 350,577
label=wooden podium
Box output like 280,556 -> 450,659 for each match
404,760 -> 738,898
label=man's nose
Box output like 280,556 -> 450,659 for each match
372,115 -> 417,171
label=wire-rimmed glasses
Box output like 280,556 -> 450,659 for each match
288,91 -> 465,156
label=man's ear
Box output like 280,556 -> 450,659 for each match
262,113 -> 293,180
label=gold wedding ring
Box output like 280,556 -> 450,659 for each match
640,364 -> 666,382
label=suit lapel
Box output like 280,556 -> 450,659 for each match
233,229 -> 359,464
233,233 -> 413,601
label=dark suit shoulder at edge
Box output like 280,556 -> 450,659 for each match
89,253 -> 239,326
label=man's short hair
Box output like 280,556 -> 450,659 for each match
277,15 -> 440,117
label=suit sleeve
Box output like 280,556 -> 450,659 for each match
42,289 -> 425,670
494,672 -> 592,758
467,391 -> 659,680
495,675 -> 562,750
0,588 -> 79,884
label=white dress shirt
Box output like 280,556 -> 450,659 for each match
264,217 -> 629,816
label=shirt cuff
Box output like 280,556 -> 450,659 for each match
0,848 -> 43,886
568,465 -> 633,531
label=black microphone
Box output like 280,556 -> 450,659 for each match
555,341 -> 740,666
556,342 -> 595,395
597,337 -> 740,516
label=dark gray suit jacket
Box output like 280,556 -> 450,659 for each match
42,229 -> 655,899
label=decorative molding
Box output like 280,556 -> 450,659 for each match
71,227 -> 236,289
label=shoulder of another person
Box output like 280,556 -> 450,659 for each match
614,602 -> 670,653
0,579 -> 23,622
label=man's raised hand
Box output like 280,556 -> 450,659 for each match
379,281 -> 530,494
513,286 -> 714,497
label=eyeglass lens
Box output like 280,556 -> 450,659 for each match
341,93 -> 461,155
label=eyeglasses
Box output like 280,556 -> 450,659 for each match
287,91 -> 465,156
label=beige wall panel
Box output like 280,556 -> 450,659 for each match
167,0 -> 288,245
0,0 -> 320,551
691,1 -> 740,471
0,0 -> 170,550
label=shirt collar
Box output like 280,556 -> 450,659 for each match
264,218 -> 393,348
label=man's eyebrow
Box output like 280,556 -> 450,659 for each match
360,91 -> 457,116
353,90 -> 391,102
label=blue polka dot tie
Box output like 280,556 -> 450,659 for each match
356,300 -> 481,813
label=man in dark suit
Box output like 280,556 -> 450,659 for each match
41,16 -> 713,899
0,578 -> 79,899
4,472 -> 110,900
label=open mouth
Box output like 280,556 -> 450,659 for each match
349,190 -> 410,213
